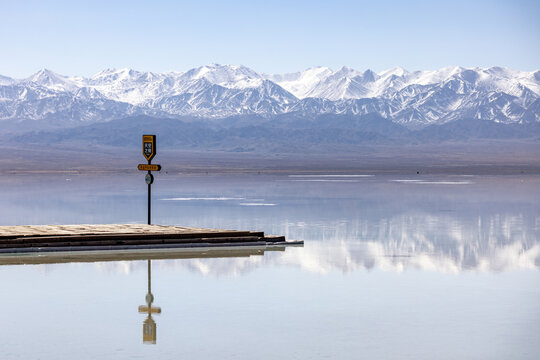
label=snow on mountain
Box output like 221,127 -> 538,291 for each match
271,66 -> 378,100
84,64 -> 265,106
267,67 -> 333,98
180,64 -> 263,89
149,78 -> 297,117
408,66 -> 462,86
303,66 -> 371,100
378,66 -> 408,78
0,64 -> 538,128
87,68 -> 170,105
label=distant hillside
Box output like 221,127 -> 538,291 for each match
10,114 -> 540,154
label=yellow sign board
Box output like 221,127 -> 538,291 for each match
142,135 -> 156,162
138,164 -> 161,171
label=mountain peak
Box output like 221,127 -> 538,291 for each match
184,64 -> 263,89
334,66 -> 360,77
362,69 -> 377,82
25,68 -> 79,91
28,68 -> 60,81
378,67 -> 409,78
90,68 -> 146,84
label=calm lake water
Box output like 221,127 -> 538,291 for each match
1,172 -> 539,359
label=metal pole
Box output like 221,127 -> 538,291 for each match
147,172 -> 151,225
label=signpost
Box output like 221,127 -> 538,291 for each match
142,135 -> 156,162
138,135 -> 160,225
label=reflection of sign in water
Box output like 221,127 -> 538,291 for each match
143,317 -> 157,344
142,135 -> 156,162
139,260 -> 161,344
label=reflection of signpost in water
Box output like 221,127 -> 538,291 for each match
138,260 -> 161,344
138,135 -> 161,225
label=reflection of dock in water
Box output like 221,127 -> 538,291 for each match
0,224 -> 302,265
0,229 -> 299,344
0,246 -> 289,265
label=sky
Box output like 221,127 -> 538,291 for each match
1,0 -> 539,77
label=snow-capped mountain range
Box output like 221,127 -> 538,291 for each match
1,64 -> 539,128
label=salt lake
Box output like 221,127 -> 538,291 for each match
1,172 -> 539,359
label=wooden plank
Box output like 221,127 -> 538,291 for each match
0,232 -> 264,244
0,224 -> 213,237
0,236 -> 263,249
0,224 -> 264,239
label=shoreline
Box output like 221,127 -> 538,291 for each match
1,141 -> 539,175
2,166 -> 539,175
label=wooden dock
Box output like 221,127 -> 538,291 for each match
0,224 -> 302,256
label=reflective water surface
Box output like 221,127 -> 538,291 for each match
1,173 -> 539,359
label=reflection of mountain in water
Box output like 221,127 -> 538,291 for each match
94,211 -> 539,275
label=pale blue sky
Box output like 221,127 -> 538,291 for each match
1,0 -> 539,77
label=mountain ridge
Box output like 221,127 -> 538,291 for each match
1,64 -> 538,129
